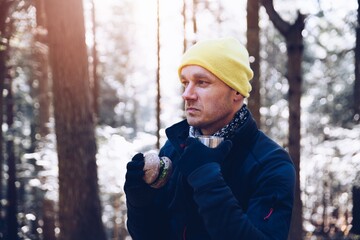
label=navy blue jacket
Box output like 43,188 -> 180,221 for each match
126,114 -> 296,240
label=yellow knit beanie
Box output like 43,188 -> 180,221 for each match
178,37 -> 254,97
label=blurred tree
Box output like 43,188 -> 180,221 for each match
261,0 -> 305,239
5,75 -> 18,240
90,0 -> 99,121
246,0 -> 261,126
156,0 -> 161,149
182,0 -> 188,52
43,0 -> 106,239
0,0 -> 17,237
34,0 -> 50,138
355,0 -> 360,121
352,183 -> 360,235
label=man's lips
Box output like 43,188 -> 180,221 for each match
186,107 -> 200,114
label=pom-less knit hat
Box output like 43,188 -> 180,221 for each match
178,37 -> 254,97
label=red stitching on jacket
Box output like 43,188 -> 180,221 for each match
264,208 -> 274,221
183,226 -> 187,240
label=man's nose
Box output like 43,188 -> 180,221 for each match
182,83 -> 197,100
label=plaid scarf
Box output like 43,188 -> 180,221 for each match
189,104 -> 249,140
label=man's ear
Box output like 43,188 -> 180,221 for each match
233,91 -> 244,102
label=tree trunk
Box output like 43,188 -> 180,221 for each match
34,0 -> 51,137
156,0 -> 161,149
42,199 -> 57,240
352,185 -> 360,234
261,1 -> 305,239
192,0 -> 198,44
91,0 -> 99,121
0,1 -> 14,236
43,0 -> 106,239
182,0 -> 188,53
246,0 -> 261,126
354,0 -> 360,121
6,77 -> 19,240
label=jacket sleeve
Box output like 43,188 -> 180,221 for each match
187,157 -> 296,240
126,189 -> 171,240
126,142 -> 175,240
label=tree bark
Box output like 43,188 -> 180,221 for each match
0,1 -> 15,236
156,0 -> 161,149
43,0 -> 106,239
91,0 -> 99,121
261,1 -> 305,239
352,185 -> 360,234
246,0 -> 261,127
34,0 -> 50,137
6,76 -> 19,240
354,0 -> 360,121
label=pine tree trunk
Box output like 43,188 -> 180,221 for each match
43,0 -> 106,239
42,199 -> 57,240
286,16 -> 305,240
90,0 -> 99,120
260,1 -> 305,239
246,0 -> 261,126
354,0 -> 360,121
6,78 -> 19,240
34,0 -> 51,138
0,1 -> 15,237
352,185 -> 360,234
156,0 -> 161,149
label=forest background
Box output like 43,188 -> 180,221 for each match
0,0 -> 360,239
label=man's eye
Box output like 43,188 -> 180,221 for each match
198,80 -> 208,86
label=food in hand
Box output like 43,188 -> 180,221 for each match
143,152 -> 172,188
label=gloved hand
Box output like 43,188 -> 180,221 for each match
178,138 -> 232,178
124,153 -> 156,207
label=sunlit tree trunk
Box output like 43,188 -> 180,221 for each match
43,0 -> 106,239
246,0 -> 261,126
156,0 -> 161,149
355,0 -> 360,121
34,0 -> 50,138
192,0 -> 198,44
182,0 -> 187,53
91,0 -> 99,121
261,1 -> 305,239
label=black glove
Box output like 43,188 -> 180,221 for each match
124,153 -> 156,207
178,137 -> 232,178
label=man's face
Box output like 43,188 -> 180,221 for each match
180,65 -> 240,135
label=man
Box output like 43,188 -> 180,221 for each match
124,37 -> 296,239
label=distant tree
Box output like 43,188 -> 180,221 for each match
5,76 -> 18,240
355,0 -> 360,121
352,181 -> 360,234
260,1 -> 305,239
0,1 -> 17,238
90,0 -> 99,121
34,0 -> 50,138
246,0 -> 261,126
156,0 -> 161,149
182,0 -> 188,53
43,0 -> 106,239
0,1 -> 11,216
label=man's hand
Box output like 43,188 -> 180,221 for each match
178,138 -> 232,178
124,153 -> 156,207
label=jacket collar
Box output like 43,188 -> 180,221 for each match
165,111 -> 259,152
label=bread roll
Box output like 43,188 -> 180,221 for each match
143,152 -> 161,184
143,152 -> 173,189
